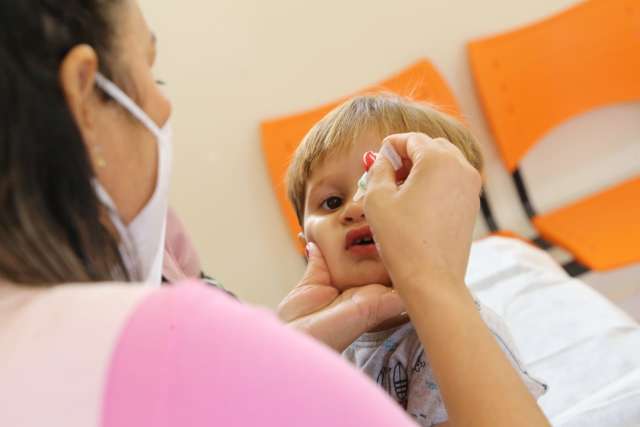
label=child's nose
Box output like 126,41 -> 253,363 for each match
341,199 -> 365,223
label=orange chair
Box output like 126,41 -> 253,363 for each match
469,0 -> 640,274
261,59 -> 463,250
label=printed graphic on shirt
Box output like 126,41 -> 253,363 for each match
377,362 -> 409,408
376,367 -> 391,395
393,363 -> 409,408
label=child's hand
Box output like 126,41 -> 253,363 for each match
278,242 -> 405,352
364,132 -> 482,297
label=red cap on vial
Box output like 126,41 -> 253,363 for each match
362,151 -> 377,172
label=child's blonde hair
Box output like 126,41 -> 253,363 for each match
286,94 -> 483,225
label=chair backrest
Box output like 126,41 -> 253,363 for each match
468,0 -> 640,172
261,59 -> 461,248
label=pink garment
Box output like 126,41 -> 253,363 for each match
0,281 -> 413,426
102,281 -> 415,427
162,207 -> 202,282
0,283 -> 154,427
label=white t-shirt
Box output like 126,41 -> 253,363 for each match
343,300 -> 548,426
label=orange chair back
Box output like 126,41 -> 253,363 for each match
468,0 -> 640,172
261,59 -> 462,248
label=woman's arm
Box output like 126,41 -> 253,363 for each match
408,283 -> 549,427
364,133 -> 551,427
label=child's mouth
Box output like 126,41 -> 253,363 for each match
345,226 -> 378,256
353,236 -> 375,246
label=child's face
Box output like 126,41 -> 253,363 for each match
302,130 -> 391,291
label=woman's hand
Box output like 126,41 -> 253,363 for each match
364,133 -> 550,427
364,133 -> 482,297
277,242 -> 405,353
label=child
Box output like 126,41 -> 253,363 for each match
286,94 -> 547,426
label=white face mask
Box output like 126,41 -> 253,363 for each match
94,73 -> 172,285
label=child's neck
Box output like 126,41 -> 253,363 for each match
369,313 -> 410,333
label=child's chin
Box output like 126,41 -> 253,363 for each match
333,272 -> 392,291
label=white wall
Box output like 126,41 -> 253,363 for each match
140,0 -> 640,308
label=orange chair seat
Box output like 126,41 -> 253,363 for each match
533,177 -> 640,271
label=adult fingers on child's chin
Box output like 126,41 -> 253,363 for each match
348,285 -> 406,331
378,290 -> 406,323
277,285 -> 339,322
300,242 -> 332,284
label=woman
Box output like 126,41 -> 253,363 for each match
0,1 -> 550,426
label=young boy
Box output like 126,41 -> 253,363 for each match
286,94 -> 547,426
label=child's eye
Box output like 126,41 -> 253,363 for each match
321,196 -> 343,211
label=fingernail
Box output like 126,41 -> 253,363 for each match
362,151 -> 377,172
305,243 -> 311,258
306,242 -> 318,258
380,143 -> 402,171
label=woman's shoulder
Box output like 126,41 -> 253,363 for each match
103,280 -> 414,427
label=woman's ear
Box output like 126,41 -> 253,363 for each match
59,44 -> 99,133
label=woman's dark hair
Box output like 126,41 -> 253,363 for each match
0,0 -> 132,284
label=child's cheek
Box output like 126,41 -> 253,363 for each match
303,217 -> 331,263
302,217 -> 318,247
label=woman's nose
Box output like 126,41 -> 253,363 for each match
341,199 -> 365,223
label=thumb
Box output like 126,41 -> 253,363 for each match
299,242 -> 332,287
277,242 -> 336,322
